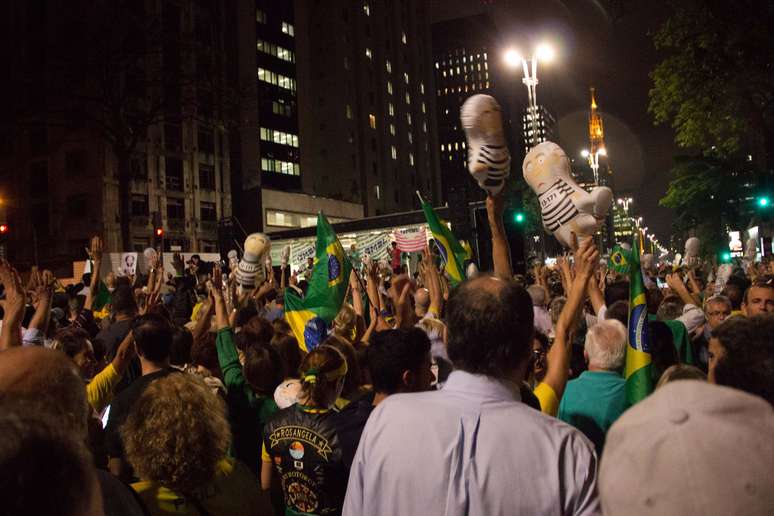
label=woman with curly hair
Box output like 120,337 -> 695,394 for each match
122,373 -> 268,515
261,345 -> 350,516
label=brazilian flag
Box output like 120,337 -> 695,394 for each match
624,235 -> 653,405
422,201 -> 467,286
284,213 -> 351,352
608,245 -> 630,274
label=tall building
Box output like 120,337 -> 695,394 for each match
431,14 -> 526,240
521,104 -> 558,148
294,0 -> 441,217
0,0 -> 233,268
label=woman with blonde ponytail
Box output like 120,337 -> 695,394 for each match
261,345 -> 350,516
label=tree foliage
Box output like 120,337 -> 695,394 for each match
659,155 -> 749,253
649,0 -> 774,168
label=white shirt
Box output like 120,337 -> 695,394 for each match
344,370 -> 601,516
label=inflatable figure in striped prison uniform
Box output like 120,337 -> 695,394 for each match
523,141 -> 613,249
461,94 -> 511,196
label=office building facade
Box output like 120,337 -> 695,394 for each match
294,0 -> 441,217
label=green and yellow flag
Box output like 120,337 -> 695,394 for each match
284,213 -> 351,352
608,245 -> 630,274
624,234 -> 653,405
422,201 -> 467,286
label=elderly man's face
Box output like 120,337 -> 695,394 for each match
705,301 -> 731,329
743,286 -> 774,316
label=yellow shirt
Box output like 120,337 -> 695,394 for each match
86,363 -> 120,414
132,458 -> 266,515
534,382 -> 559,417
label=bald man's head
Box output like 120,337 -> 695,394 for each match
446,275 -> 534,379
0,347 -> 89,439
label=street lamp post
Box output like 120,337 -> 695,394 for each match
504,44 -> 554,149
581,148 -> 607,185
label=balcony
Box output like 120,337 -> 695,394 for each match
200,220 -> 218,234
168,218 -> 186,232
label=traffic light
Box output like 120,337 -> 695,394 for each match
721,251 -> 732,263
155,227 -> 163,237
514,212 -> 525,224
0,224 -> 8,234
757,196 -> 770,208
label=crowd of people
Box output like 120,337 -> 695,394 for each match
1,190 -> 773,516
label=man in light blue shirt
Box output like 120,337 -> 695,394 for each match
343,273 -> 601,515
558,319 -> 628,454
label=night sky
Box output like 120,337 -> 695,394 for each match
428,0 -> 679,245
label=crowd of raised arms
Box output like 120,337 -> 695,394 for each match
0,190 -> 773,516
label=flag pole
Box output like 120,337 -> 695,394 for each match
417,191 -> 449,269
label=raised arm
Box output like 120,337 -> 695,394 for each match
0,260 -> 25,350
541,239 -> 598,403
27,270 -> 55,335
422,247 -> 443,316
666,273 -> 698,307
486,192 -> 512,280
84,236 -> 103,311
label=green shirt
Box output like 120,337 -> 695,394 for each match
557,370 -> 627,454
216,328 -> 278,475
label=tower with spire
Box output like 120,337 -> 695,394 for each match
589,87 -> 605,156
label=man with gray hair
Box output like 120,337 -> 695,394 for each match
558,319 -> 628,454
692,294 -> 733,371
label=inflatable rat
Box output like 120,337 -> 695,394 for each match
461,94 -> 511,196
236,233 -> 271,289
684,237 -> 700,267
523,141 -> 613,248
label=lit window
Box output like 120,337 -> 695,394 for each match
441,144 -> 445,151
442,70 -> 446,78
259,127 -> 299,148
408,132 -> 413,144
435,62 -> 439,69
363,3 -> 370,15
423,121 -> 427,133
346,104 -> 353,119
256,9 -> 267,23
421,102 -> 426,113
420,82 -> 425,94
388,103 -> 394,116
389,123 -> 395,135
409,153 -> 414,166
365,48 -> 372,59
391,146 -> 397,159
403,72 -> 409,84
387,81 -> 393,94
261,157 -> 300,176
369,114 -> 376,129
375,184 -> 380,199
386,60 -> 392,73
281,22 -> 295,36
401,32 -> 407,44
406,113 -> 412,125
405,92 -> 411,105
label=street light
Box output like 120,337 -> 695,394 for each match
503,42 -> 555,149
581,148 -> 608,185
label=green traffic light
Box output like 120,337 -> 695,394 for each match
721,252 -> 731,262
758,196 -> 770,207
515,212 -> 525,223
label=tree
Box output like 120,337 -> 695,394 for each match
659,155 -> 749,254
649,0 -> 774,170
1,0 -> 246,251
